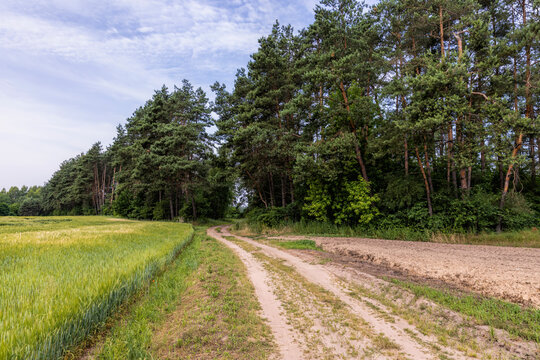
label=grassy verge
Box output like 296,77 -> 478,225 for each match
389,279 -> 540,343
94,228 -> 275,359
233,220 -> 540,247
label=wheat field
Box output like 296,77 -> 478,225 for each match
0,216 -> 193,359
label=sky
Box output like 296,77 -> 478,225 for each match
0,0 -> 376,190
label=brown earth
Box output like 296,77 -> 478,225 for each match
269,235 -> 540,308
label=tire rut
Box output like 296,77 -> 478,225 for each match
215,226 -> 473,360
207,227 -> 304,359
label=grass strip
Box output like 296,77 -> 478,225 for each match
96,228 -> 275,359
273,239 -> 321,251
390,279 -> 540,342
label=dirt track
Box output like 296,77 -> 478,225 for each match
270,235 -> 540,307
209,226 -> 539,359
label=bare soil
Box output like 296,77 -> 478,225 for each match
269,235 -> 540,308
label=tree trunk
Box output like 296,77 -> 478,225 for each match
404,136 -> 409,176
340,81 -> 369,181
439,5 -> 445,59
415,147 -> 433,216
110,167 -> 116,205
269,173 -> 275,208
290,176 -> 295,203
191,194 -> 197,220
246,170 -> 267,208
424,139 -> 434,193
531,137 -> 536,187
497,132 -> 524,232
169,196 -> 174,221
281,176 -> 286,207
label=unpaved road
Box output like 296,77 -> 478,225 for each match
208,226 -> 539,360
269,235 -> 540,307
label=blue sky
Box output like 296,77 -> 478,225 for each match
0,0 -> 377,189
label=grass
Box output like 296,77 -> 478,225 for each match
390,278 -> 540,342
96,227 -> 274,359
234,219 -> 540,247
272,239 -> 321,251
0,216 -> 193,359
430,229 -> 540,248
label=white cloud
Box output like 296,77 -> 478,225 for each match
0,0 -> 316,188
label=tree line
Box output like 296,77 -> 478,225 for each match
4,0 -> 539,232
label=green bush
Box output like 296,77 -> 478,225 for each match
0,203 -> 10,216
153,201 -> 169,220
18,198 -> 42,216
501,192 -> 538,230
303,176 -> 379,226
113,191 -> 133,218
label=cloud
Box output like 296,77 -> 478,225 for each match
0,0 -> 317,188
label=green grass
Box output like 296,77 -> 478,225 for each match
431,229 -> 540,248
97,228 -> 274,359
0,216 -> 193,359
272,239 -> 321,251
390,278 -> 540,342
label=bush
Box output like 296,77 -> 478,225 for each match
303,176 -> 379,226
9,203 -> 19,216
18,198 -> 42,216
0,203 -> 10,216
153,201 -> 169,220
113,191 -> 133,217
501,192 -> 538,230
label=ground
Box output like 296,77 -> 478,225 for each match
75,223 -> 539,359
208,226 -> 539,359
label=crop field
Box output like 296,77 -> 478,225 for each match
0,216 -> 193,359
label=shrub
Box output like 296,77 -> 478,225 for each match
501,192 -> 538,230
18,198 -> 42,216
0,203 -> 10,216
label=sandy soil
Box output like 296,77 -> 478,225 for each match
269,235 -> 540,307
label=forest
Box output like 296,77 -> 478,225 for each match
3,0 -> 539,234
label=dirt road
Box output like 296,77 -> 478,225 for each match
269,235 -> 540,307
208,226 -> 538,359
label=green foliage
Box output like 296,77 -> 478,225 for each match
303,181 -> 332,222
501,192 -> 537,230
304,177 -> 379,226
113,190 -> 133,218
